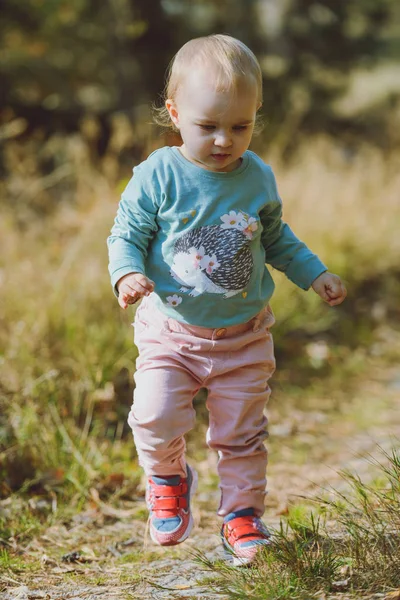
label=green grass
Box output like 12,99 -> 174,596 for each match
194,445 -> 400,599
0,548 -> 41,574
1,140 -> 400,599
0,506 -> 45,546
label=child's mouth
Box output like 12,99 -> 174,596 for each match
212,154 -> 230,161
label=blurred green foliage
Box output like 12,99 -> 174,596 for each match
1,0 -> 399,150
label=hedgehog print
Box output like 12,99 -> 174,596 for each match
169,211 -> 257,298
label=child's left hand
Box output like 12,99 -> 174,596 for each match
311,272 -> 347,307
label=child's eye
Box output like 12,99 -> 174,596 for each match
199,125 -> 215,131
233,125 -> 248,131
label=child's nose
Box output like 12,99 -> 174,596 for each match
215,132 -> 232,147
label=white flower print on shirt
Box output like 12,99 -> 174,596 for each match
166,294 -> 182,307
220,211 -> 258,240
242,216 -> 258,240
220,211 -> 245,231
200,253 -> 220,274
187,245 -> 206,269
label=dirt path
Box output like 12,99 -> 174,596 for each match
2,345 -> 400,600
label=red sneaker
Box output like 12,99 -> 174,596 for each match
146,465 -> 197,546
221,512 -> 271,566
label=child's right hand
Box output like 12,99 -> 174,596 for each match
116,273 -> 155,309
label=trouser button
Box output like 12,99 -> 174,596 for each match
215,328 -> 227,338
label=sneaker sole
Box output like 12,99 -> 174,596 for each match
222,537 -> 271,567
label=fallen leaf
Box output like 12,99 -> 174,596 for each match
51,565 -> 85,574
173,585 -> 192,590
61,547 -> 97,563
331,579 -> 350,592
62,550 -> 84,563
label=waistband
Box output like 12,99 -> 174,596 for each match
165,305 -> 274,340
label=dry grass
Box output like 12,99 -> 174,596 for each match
272,138 -> 400,275
195,446 -> 400,599
263,139 -> 400,325
1,138 -> 399,472
0,137 -> 400,597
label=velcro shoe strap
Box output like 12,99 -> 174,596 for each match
227,525 -> 255,543
153,496 -> 188,510
152,482 -> 188,496
226,517 -> 268,543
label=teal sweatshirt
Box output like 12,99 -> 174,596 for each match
107,146 -> 327,327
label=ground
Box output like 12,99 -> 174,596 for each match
1,336 -> 400,600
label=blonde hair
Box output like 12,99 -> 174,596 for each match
154,34 -> 263,130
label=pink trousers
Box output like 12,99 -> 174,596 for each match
128,297 -> 276,517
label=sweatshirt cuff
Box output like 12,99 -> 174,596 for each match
285,255 -> 328,290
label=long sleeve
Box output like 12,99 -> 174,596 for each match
107,147 -> 329,327
107,166 -> 160,293
260,194 -> 327,291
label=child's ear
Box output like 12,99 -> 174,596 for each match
166,99 -> 180,128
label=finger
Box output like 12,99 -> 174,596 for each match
135,275 -> 155,291
326,291 -> 340,301
325,282 -> 341,297
318,288 -> 331,302
121,290 -> 140,306
118,294 -> 128,310
122,282 -> 149,297
328,283 -> 347,301
126,293 -> 140,304
327,294 -> 346,306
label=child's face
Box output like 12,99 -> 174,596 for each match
166,69 -> 260,173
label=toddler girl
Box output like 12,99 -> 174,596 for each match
108,34 -> 346,566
